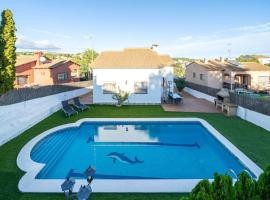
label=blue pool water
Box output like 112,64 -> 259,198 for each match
31,121 -> 254,179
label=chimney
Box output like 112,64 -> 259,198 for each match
34,51 -> 43,66
150,44 -> 159,52
220,57 -> 224,62
203,58 -> 208,63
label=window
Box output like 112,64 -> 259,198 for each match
193,72 -> 196,78
17,76 -> 28,86
57,72 -> 68,81
71,69 -> 79,77
134,81 -> 148,94
258,76 -> 270,85
102,82 -> 116,94
200,74 -> 205,81
224,74 -> 230,81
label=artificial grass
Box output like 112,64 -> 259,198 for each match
0,105 -> 270,200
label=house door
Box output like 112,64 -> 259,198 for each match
242,75 -> 250,88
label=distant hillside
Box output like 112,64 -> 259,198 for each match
235,54 -> 270,63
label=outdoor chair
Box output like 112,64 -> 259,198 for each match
76,185 -> 92,200
73,97 -> 88,111
62,100 -> 78,117
169,92 -> 183,104
61,178 -> 76,200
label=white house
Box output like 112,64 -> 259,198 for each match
257,56 -> 270,65
91,48 -> 174,104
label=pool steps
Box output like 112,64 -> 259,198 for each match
31,129 -> 80,178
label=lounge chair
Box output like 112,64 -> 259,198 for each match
62,100 -> 78,117
73,97 -> 88,111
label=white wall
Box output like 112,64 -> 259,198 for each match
237,106 -> 270,132
183,87 -> 216,103
0,88 -> 91,146
93,68 -> 169,104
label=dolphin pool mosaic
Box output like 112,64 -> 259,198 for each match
30,120 -> 255,180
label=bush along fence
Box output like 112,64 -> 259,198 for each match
0,81 -> 91,106
186,82 -> 270,116
181,165 -> 270,200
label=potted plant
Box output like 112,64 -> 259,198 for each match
112,87 -> 130,107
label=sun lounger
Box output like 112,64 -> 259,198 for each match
62,100 -> 78,117
73,97 -> 88,111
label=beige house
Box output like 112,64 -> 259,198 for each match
185,58 -> 270,91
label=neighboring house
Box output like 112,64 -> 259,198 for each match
185,58 -> 270,91
257,56 -> 270,65
91,48 -> 174,104
15,52 -> 80,87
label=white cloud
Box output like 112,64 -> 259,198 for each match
16,35 -> 61,51
30,28 -> 72,39
160,22 -> 270,58
231,22 -> 270,32
178,36 -> 192,41
83,34 -> 93,40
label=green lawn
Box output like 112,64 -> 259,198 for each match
1,105 -> 270,200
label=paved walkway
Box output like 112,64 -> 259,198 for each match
79,91 -> 93,104
162,91 -> 220,113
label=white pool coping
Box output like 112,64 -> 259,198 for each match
17,118 -> 263,193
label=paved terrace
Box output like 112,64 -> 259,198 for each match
82,91 -> 219,113
162,91 -> 220,113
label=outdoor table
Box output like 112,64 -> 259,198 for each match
77,185 -> 92,200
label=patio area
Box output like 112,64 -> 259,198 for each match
162,91 -> 220,113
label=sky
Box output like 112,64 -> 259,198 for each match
0,0 -> 270,58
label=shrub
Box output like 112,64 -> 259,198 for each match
212,173 -> 235,200
258,165 -> 270,200
190,179 -> 213,200
184,166 -> 270,200
175,78 -> 186,92
235,171 -> 256,200
112,87 -> 130,106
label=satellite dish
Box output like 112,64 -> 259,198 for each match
40,56 -> 46,62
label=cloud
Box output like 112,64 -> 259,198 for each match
231,22 -> 270,33
83,34 -> 93,40
160,22 -> 270,58
178,36 -> 192,41
16,35 -> 61,51
30,28 -> 72,39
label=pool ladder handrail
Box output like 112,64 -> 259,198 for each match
243,169 -> 253,179
226,168 -> 238,179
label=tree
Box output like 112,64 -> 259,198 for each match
258,165 -> 270,200
190,179 -> 213,200
173,62 -> 186,78
0,9 -> 16,94
80,49 -> 98,78
235,171 -> 256,200
212,173 -> 235,200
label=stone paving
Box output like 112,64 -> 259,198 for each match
162,91 -> 220,113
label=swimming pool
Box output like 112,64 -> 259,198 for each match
17,118 -> 263,192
